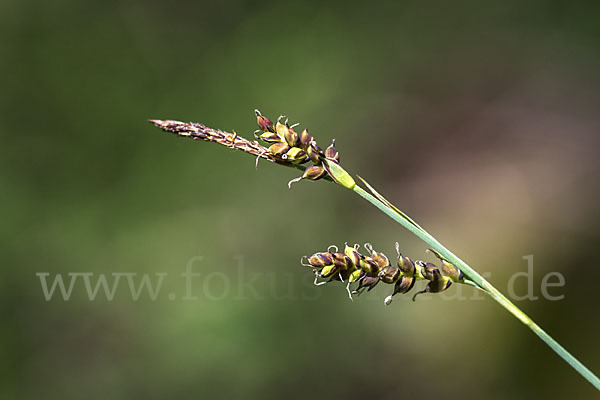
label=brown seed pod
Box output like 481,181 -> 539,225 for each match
319,264 -> 339,278
332,253 -> 352,270
275,121 -> 289,142
379,265 -> 401,284
285,147 -> 307,163
360,256 -> 380,276
284,128 -> 299,147
385,275 -> 417,305
352,275 -> 380,295
304,165 -> 326,180
268,142 -> 291,158
255,109 -> 275,133
299,129 -> 312,150
305,252 -> 334,268
395,242 -> 416,277
307,141 -> 323,163
412,269 -> 452,301
427,249 -> 463,282
287,165 -> 327,188
325,139 -> 340,162
419,262 -> 439,281
365,243 -> 390,269
394,275 -> 416,295
257,131 -> 282,143
344,243 -> 362,268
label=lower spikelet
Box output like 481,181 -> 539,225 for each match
301,242 -> 465,304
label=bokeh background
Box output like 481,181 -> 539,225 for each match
2,1 -> 600,399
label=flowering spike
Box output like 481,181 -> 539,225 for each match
301,242 -> 466,304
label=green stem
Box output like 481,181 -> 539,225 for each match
351,184 -> 600,391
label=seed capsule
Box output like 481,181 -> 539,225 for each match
325,139 -> 340,162
333,253 -> 352,270
304,165 -> 326,180
420,262 -> 439,281
394,275 -> 416,295
287,165 -> 327,188
320,264 -> 338,278
428,249 -> 463,282
371,251 -> 390,269
307,141 -> 323,163
255,110 -> 275,133
344,243 -> 362,268
275,122 -> 289,141
307,252 -> 334,268
299,129 -> 312,150
258,131 -> 282,143
352,275 -> 380,295
379,265 -> 401,284
285,147 -> 307,163
412,269 -> 452,301
365,243 -> 390,269
268,142 -> 290,157
348,268 -> 364,284
284,128 -> 299,147
395,243 -> 416,277
440,260 -> 463,282
384,275 -> 416,305
359,257 -> 380,276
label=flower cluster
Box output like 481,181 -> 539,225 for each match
302,243 -> 465,304
254,110 -> 340,188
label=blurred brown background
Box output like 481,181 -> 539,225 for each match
2,0 -> 600,399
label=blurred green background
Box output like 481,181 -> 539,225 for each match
2,0 -> 600,398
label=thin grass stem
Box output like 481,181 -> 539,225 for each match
352,183 -> 600,391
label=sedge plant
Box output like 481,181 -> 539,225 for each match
149,110 -> 600,391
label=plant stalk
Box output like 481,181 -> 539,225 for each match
150,117 -> 599,390
352,183 -> 600,391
